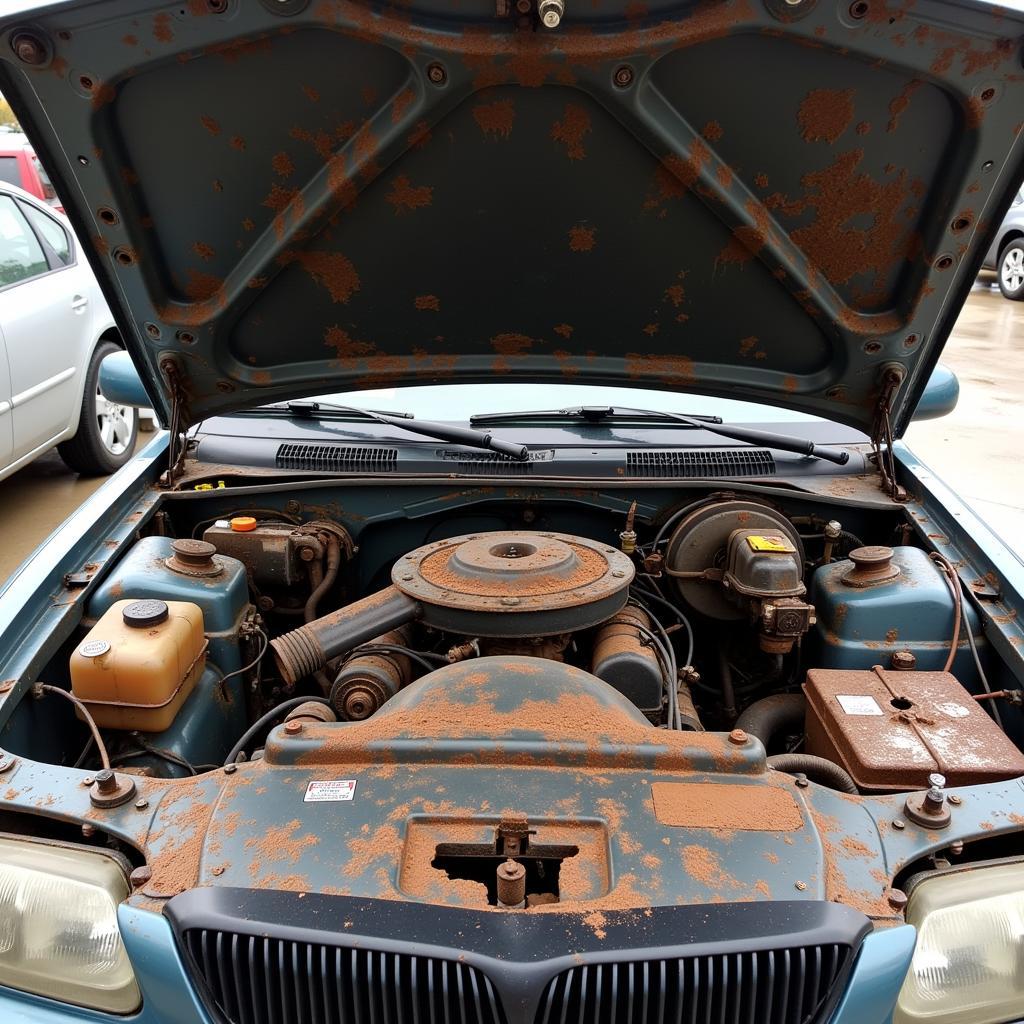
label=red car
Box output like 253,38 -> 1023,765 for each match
0,143 -> 62,213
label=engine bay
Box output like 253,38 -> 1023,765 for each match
4,482 -> 1024,914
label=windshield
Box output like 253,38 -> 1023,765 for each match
308,384 -> 826,426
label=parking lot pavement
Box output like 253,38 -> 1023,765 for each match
0,281 -> 1019,586
905,276 -> 1024,547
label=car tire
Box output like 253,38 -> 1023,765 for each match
997,239 -> 1024,300
57,340 -> 138,476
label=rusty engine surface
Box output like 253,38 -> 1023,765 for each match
3,484 -> 1022,924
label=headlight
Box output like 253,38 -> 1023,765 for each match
895,860 -> 1024,1024
0,835 -> 140,1013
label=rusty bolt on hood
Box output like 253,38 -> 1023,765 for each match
496,858 -> 527,908
728,729 -> 749,746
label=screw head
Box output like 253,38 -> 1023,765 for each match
401,573 -> 414,582
211,865 -> 225,876
927,773 -> 946,789
795,880 -> 807,891
500,596 -> 520,606
728,728 -> 748,746
613,65 -> 634,88
892,819 -> 906,830
93,769 -> 117,794
81,823 -> 96,838
794,773 -> 809,788
886,887 -> 908,910
611,569 -> 626,578
0,755 -> 14,773
299,546 -> 317,562
224,763 -> 237,774
426,62 -> 447,85
11,32 -> 46,65
129,866 -> 152,889
134,798 -> 149,810
284,719 -> 303,735
948,794 -> 963,806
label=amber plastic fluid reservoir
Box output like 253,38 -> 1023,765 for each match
70,599 -> 206,732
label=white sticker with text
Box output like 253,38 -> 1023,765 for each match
304,780 -> 357,802
836,694 -> 883,716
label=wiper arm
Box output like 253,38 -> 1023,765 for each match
238,402 -> 529,461
471,406 -> 723,425
474,405 -> 850,466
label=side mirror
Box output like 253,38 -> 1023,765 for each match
913,364 -> 959,421
99,350 -> 150,408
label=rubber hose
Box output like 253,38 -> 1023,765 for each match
767,753 -> 858,794
305,534 -> 342,623
734,693 -> 806,747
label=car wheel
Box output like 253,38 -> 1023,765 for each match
997,240 -> 1024,300
57,340 -> 139,476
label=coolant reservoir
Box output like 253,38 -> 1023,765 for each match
70,599 -> 206,732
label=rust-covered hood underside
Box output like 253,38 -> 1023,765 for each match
1,0 -> 1023,433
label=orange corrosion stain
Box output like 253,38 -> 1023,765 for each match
701,120 -> 723,141
797,88 -> 855,144
324,326 -> 375,359
192,241 -> 215,262
551,103 -> 592,160
473,99 -> 516,139
386,176 -> 433,213
568,225 -> 596,252
200,115 -> 221,136
272,151 -> 294,178
554,323 -> 574,338
414,294 -> 440,311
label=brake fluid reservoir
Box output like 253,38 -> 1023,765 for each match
810,545 -> 982,677
70,599 -> 206,732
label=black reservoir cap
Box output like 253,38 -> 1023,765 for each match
122,599 -> 169,628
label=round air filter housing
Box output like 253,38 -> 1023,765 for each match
393,531 -> 634,636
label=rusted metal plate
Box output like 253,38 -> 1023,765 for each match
804,666 -> 1024,790
651,781 -> 804,831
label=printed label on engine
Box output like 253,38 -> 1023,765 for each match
836,694 -> 883,716
745,534 -> 794,553
304,780 -> 357,802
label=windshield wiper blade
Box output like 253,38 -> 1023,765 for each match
237,402 -> 530,461
473,405 -> 849,466
471,406 -> 723,425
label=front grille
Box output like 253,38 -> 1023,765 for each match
536,944 -> 851,1024
182,929 -> 505,1024
276,443 -> 397,472
627,449 -> 775,478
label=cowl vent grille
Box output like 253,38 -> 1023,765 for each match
182,930 -> 505,1024
276,443 -> 397,471
536,943 -> 851,1024
627,448 -> 775,478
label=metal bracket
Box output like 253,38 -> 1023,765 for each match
159,358 -> 189,488
870,365 -> 908,502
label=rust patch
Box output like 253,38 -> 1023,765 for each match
200,115 -> 220,136
280,250 -> 360,304
624,352 -> 695,386
324,326 -> 374,359
701,120 -> 723,141
473,99 -> 515,139
386,176 -> 433,214
568,225 -> 596,252
554,323 -> 574,338
391,88 -> 415,124
681,845 -> 741,890
886,81 -> 921,133
551,103 -> 591,160
192,241 -> 215,262
652,783 -> 803,831
153,13 -> 173,43
797,88 -> 855,144
272,151 -> 294,178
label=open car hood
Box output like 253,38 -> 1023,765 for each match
1,0 -> 1022,434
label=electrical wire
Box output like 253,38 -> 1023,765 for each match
953,577 -> 1004,729
37,684 -> 110,770
631,583 -> 695,670
341,643 -> 444,675
930,552 -> 962,674
223,695 -> 333,766
217,628 -> 268,686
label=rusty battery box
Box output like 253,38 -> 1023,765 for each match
803,667 -> 1024,791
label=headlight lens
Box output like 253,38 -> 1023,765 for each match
0,836 -> 140,1013
895,860 -> 1024,1024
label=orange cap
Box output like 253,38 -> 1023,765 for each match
230,516 -> 257,532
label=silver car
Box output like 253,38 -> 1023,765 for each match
983,185 -> 1024,299
0,180 -> 137,478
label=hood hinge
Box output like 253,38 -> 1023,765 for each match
158,357 -> 188,488
870,364 -> 908,502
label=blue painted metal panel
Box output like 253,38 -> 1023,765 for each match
829,925 -> 917,1024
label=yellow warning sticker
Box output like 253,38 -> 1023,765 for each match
746,534 -> 794,553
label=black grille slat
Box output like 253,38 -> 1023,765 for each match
626,449 -> 775,478
535,943 -> 850,1024
276,443 -> 397,472
185,930 -> 504,1024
